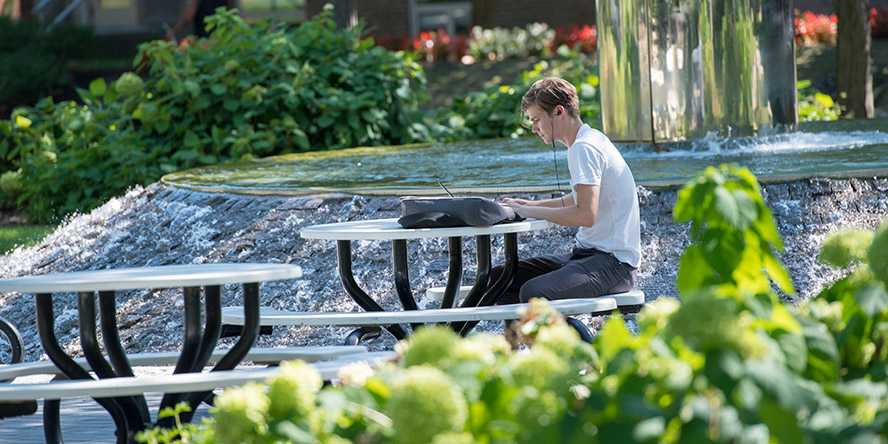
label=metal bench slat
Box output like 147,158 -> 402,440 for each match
426,287 -> 645,306
222,297 -> 618,327
0,345 -> 366,381
0,352 -> 395,401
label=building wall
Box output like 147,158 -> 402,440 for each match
471,0 -> 596,28
796,0 -> 888,13
306,0 -> 411,39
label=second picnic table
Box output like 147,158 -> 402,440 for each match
300,217 -> 551,340
0,263 -> 302,442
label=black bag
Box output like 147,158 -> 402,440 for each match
397,197 -> 523,228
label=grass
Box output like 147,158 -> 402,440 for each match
0,225 -> 54,254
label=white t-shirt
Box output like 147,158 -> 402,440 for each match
567,124 -> 641,268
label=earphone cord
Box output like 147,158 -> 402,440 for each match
552,119 -> 565,208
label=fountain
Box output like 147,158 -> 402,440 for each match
597,0 -> 797,143
0,2 -> 885,368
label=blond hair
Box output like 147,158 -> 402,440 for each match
521,77 -> 580,117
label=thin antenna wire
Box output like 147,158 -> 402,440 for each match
551,120 -> 565,207
437,177 -> 455,198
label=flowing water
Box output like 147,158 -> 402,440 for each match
164,124 -> 888,195
0,122 -> 887,367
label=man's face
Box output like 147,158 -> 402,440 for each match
525,104 -> 554,145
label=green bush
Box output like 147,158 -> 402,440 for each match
138,165 -> 888,444
0,17 -> 93,115
797,80 -> 841,122
432,48 -> 600,141
0,8 -> 428,222
133,7 -> 427,154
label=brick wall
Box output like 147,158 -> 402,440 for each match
796,0 -> 888,13
472,0 -> 596,28
306,0 -> 597,45
306,0 -> 411,41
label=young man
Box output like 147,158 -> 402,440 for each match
496,77 -> 640,304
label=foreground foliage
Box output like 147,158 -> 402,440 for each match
138,165 -> 888,443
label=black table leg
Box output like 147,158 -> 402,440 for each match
36,293 -> 130,444
78,292 -> 149,432
159,286 -> 203,415
191,285 -> 222,372
338,240 -> 407,340
458,233 -> 519,336
183,282 -> 262,415
441,237 -> 464,309
180,285 -> 223,422
451,235 -> 492,333
392,239 -> 421,332
98,291 -> 150,423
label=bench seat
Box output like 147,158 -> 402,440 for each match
0,351 -> 394,402
222,297 -> 617,327
0,345 -> 366,382
426,287 -> 645,312
221,297 -> 620,344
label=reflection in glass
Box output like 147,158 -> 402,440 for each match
596,0 -> 796,143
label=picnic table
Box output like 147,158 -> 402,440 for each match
0,263 -> 302,441
300,218 -> 551,340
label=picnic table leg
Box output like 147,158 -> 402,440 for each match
190,285 -> 222,372
564,317 -> 594,342
36,293 -> 131,444
180,286 -> 223,422
338,240 -> 408,340
0,315 -> 23,365
392,239 -> 421,332
159,286 -> 204,416
181,282 -> 262,417
441,237 -> 464,309
451,235 -> 492,333
98,290 -> 150,422
78,292 -> 150,432
457,233 -> 519,336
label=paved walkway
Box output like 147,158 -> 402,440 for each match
0,367 -> 215,444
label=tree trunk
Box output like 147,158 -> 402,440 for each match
835,0 -> 874,119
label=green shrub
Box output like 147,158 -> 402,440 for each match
797,79 -> 841,121
139,165 -> 888,444
134,8 -> 427,154
0,17 -> 93,115
433,48 -> 600,141
0,8 -> 428,222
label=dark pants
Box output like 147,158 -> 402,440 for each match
492,247 -> 636,305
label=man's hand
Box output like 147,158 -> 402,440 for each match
500,200 -> 532,218
499,197 -> 531,206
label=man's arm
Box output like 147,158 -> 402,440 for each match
501,194 -> 574,208
505,184 -> 598,227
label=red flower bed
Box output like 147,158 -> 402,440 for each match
794,8 -> 888,46
794,11 -> 837,46
411,29 -> 468,63
872,7 -> 888,38
552,24 -> 597,54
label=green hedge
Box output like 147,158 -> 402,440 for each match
431,47 -> 601,141
137,165 -> 888,444
0,8 -> 427,222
